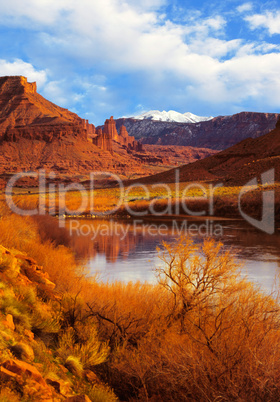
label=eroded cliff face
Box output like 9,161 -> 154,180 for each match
0,77 -> 142,156
0,76 -> 92,142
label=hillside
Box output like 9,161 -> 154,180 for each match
0,219 -> 118,401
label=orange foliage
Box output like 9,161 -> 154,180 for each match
1,212 -> 280,401
107,237 -> 280,401
0,214 -> 86,293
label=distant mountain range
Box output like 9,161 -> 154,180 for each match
131,110 -> 213,124
115,112 -> 280,150
132,117 -> 280,186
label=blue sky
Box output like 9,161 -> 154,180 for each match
0,0 -> 279,125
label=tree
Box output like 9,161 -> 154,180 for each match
155,236 -> 242,332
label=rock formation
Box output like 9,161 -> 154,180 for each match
0,77 -> 141,155
0,76 -> 95,142
92,116 -> 143,153
103,116 -> 119,141
83,119 -> 95,136
0,76 -> 216,179
119,125 -> 144,152
92,127 -> 113,153
119,125 -> 129,146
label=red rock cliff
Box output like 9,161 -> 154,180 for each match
92,127 -> 113,153
0,76 -> 89,142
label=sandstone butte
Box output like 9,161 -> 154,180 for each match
0,75 -> 216,180
0,76 -> 148,177
0,75 -> 141,152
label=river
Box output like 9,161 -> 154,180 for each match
66,217 -> 280,294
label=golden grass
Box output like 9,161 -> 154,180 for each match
1,207 -> 280,400
0,214 -> 86,293
2,182 -> 279,220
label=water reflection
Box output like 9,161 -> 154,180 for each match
66,218 -> 280,293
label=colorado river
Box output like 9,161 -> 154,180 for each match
67,217 -> 280,293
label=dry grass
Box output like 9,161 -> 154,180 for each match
2,182 -> 280,222
0,214 -> 87,293
1,209 -> 280,400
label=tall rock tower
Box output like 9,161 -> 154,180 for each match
103,116 -> 119,141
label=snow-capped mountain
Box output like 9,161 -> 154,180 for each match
132,110 -> 213,123
115,112 -> 279,150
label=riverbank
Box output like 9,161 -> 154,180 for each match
1,212 -> 280,400
2,182 -> 280,224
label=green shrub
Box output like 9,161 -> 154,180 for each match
0,287 -> 31,331
4,306 -> 31,330
0,323 -> 14,362
15,285 -> 37,305
79,329 -> 109,369
56,327 -> 75,362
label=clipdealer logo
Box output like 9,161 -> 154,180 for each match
4,168 -> 276,235
238,169 -> 275,234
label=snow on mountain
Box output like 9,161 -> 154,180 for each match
132,110 -> 213,123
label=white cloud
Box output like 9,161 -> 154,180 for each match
189,38 -> 241,58
235,42 -> 280,57
237,3 -> 253,13
121,0 -> 167,12
205,16 -> 225,31
0,0 -> 70,25
0,1 -> 233,79
0,59 -> 47,87
42,75 -> 109,110
245,11 -> 280,35
0,0 -> 225,65
0,0 -> 279,120
43,80 -> 69,106
205,52 -> 280,106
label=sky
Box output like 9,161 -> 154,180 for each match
0,0 -> 279,125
